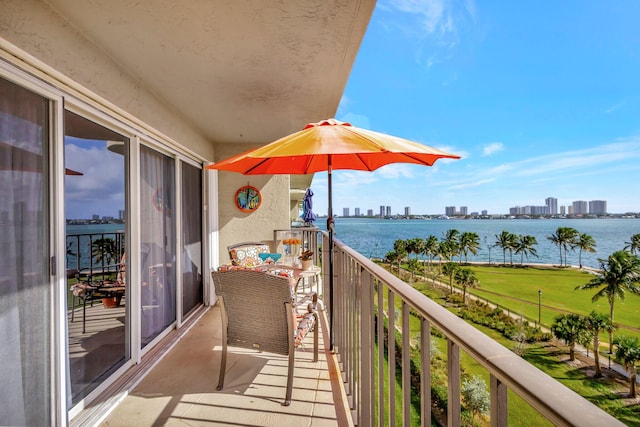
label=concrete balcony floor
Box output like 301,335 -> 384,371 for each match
100,299 -> 350,426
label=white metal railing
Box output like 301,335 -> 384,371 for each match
320,232 -> 624,427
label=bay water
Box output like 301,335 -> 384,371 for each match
322,217 -> 640,269
67,218 -> 640,270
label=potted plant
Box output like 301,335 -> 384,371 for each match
299,250 -> 314,270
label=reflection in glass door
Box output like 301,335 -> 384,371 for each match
181,162 -> 203,316
64,110 -> 128,403
140,145 -> 176,346
0,76 -> 51,426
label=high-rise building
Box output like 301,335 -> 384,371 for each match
589,200 -> 607,215
560,206 -> 566,215
386,206 -> 391,216
459,206 -> 468,216
367,209 -> 373,216
572,200 -> 588,214
445,206 -> 456,216
545,197 -> 558,215
379,206 -> 385,217
481,210 -> 488,216
354,208 -> 360,216
404,206 -> 411,216
118,209 -> 125,220
509,205 -> 549,215
92,214 -> 99,220
343,207 -> 349,217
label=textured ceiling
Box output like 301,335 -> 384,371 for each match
45,0 -> 375,145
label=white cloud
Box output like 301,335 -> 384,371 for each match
449,178 -> 495,190
482,142 -> 504,156
605,101 -> 625,114
388,0 -> 446,33
65,143 -> 125,218
376,163 -> 416,178
443,138 -> 640,194
337,95 -> 351,116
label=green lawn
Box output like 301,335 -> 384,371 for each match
464,266 -> 640,341
380,263 -> 640,425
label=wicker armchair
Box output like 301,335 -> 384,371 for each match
211,269 -> 319,406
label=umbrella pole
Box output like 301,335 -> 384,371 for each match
327,160 -> 335,351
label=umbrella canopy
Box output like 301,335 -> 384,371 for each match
207,118 -> 460,175
207,118 -> 461,349
302,188 -> 317,225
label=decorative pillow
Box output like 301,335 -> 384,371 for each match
229,244 -> 270,267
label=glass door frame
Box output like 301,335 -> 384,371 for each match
62,101 -> 137,418
0,56 -> 211,425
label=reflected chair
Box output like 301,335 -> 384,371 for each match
211,269 -> 318,406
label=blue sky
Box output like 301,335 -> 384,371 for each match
309,0 -> 640,216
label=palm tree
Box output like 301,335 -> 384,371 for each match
515,234 -> 538,266
405,238 -> 423,281
613,336 -> 640,398
547,227 -> 578,267
584,311 -> 614,378
393,238 -> 407,254
385,249 -> 406,274
405,238 -> 421,260
459,232 -> 480,264
494,231 -> 516,265
437,240 -> 456,275
624,233 -> 640,255
423,235 -> 439,274
575,233 -> 596,269
455,267 -> 479,304
551,313 -> 588,361
576,250 -> 640,353
442,262 -> 459,294
443,229 -> 461,262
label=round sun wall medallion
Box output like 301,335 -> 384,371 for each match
235,185 -> 262,212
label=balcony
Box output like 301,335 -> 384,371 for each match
86,231 -> 622,426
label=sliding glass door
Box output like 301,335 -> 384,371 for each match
0,77 -> 51,426
140,145 -> 176,346
181,161 -> 203,316
64,110 -> 129,404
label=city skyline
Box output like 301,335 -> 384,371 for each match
337,196 -> 615,217
307,1 -> 640,217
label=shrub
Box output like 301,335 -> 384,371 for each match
461,375 -> 490,417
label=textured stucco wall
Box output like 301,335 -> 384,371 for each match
213,143 -> 291,264
0,0 -> 212,159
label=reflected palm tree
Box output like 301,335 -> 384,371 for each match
92,237 -> 118,266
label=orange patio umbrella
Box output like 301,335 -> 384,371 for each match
207,118 -> 461,347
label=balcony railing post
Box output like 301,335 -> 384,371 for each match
387,289 -> 396,427
347,255 -> 356,408
421,318 -> 431,427
377,280 -> 385,426
402,302 -> 411,426
490,374 -> 508,427
447,339 -> 461,427
359,268 -> 374,427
